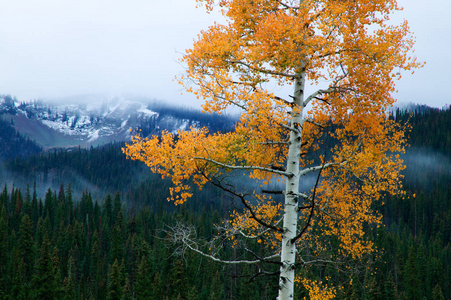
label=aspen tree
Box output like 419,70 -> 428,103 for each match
124,0 -> 421,298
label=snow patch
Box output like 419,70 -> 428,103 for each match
137,106 -> 157,117
88,129 -> 100,142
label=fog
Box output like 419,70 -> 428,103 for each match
0,0 -> 449,108
402,147 -> 451,188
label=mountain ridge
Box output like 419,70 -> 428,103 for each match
0,95 -> 236,151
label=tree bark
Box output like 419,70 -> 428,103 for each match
278,73 -> 305,299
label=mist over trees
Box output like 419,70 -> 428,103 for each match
0,103 -> 449,299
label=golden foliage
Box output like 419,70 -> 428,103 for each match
124,0 -> 421,297
299,278 -> 336,300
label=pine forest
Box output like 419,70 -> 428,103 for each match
0,105 -> 449,299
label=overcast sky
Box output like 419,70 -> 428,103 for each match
0,0 -> 449,108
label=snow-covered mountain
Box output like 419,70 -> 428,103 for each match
0,95 -> 235,150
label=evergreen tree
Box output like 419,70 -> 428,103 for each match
23,183 -> 32,217
44,188 -> 56,228
113,192 -> 122,224
32,234 -> 59,300
18,214 -> 35,280
121,277 -> 132,300
210,270 -> 223,300
52,246 -> 63,299
152,272 -> 163,300
432,284 -> 445,300
63,255 -> 76,300
384,273 -> 397,300
10,252 -> 29,300
104,194 -> 113,227
366,275 -> 383,300
111,223 -> 124,263
65,183 -> 74,224
187,286 -> 199,300
169,260 -> 187,299
0,205 -> 8,279
0,185 -> 8,213
135,255 -> 153,300
107,259 -> 123,300
31,182 -> 39,229
404,245 -> 421,299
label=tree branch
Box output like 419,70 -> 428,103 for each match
225,59 -> 296,79
167,222 -> 280,265
202,172 -> 285,233
304,119 -> 325,128
236,217 -> 283,239
298,161 -> 344,177
245,248 -> 283,266
194,156 -> 293,177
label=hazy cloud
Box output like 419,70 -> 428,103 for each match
0,0 -> 449,108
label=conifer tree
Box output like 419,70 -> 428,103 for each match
432,283 -> 445,300
32,234 -> 59,300
135,256 -> 153,300
170,259 -> 188,299
65,183 -> 74,224
366,275 -> 382,300
107,259 -> 123,300
384,273 -> 397,300
63,255 -> 76,300
122,277 -> 133,300
0,205 -> 8,279
111,218 -> 125,263
0,185 -> 8,213
31,182 -> 39,228
151,271 -> 163,300
404,245 -> 421,299
113,192 -> 122,223
44,188 -> 56,228
104,194 -> 113,227
18,214 -> 34,280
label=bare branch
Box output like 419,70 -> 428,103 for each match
304,86 -> 351,106
259,141 -> 290,146
225,59 -> 296,79
262,189 -> 284,195
276,0 -> 295,10
200,172 -> 284,233
298,257 -> 335,266
315,48 -> 361,59
245,248 -> 283,266
246,270 -> 280,283
236,217 -> 283,239
194,156 -> 293,177
268,93 -> 293,107
167,222 -> 280,265
304,88 -> 335,106
304,119 -> 325,128
298,161 -> 344,177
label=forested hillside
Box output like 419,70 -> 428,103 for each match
0,116 -> 42,160
0,105 -> 449,299
396,104 -> 451,156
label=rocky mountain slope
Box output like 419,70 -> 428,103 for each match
0,95 -> 235,150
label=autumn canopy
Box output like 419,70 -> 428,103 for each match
124,0 -> 420,298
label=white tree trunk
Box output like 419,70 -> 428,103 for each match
278,73 -> 305,300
